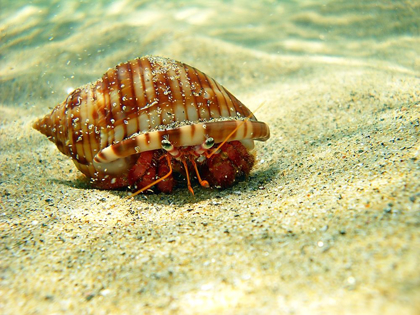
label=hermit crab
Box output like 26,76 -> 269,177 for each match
33,56 -> 270,195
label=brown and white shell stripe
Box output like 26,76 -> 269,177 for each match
33,56 -> 270,179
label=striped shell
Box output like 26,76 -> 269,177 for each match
33,56 -> 270,188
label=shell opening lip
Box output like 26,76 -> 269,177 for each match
92,120 -> 269,170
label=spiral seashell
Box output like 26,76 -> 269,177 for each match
33,56 -> 270,190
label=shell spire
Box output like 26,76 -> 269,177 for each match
33,115 -> 52,137
33,101 -> 70,157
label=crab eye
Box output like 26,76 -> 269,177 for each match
161,139 -> 174,151
203,137 -> 214,150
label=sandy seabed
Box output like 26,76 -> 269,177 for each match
1,1 -> 419,314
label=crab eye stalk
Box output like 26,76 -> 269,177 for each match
161,139 -> 174,151
203,137 -> 214,150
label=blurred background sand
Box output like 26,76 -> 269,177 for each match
1,1 -> 419,314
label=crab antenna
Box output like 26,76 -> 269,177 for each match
190,157 -> 209,188
206,113 -> 252,159
207,101 -> 266,159
125,154 -> 173,199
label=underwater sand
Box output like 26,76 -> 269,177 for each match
1,1 -> 419,314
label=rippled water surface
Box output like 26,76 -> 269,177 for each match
1,0 -> 419,106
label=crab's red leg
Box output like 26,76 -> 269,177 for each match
126,154 -> 173,199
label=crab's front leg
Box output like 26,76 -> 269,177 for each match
155,154 -> 175,193
128,151 -> 158,191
